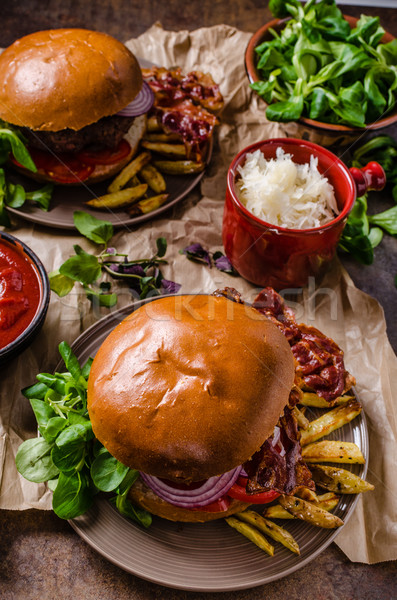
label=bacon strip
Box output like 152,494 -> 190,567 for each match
142,66 -> 224,113
245,407 -> 315,496
142,66 -> 223,161
253,287 -> 355,402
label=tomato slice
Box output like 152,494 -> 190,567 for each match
190,495 -> 231,513
45,162 -> 94,184
77,139 -> 132,165
227,477 -> 280,504
11,147 -> 95,183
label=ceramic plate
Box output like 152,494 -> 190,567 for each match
6,59 -> 210,230
66,298 -> 369,591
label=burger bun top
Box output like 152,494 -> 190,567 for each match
87,294 -> 295,482
0,28 -> 142,131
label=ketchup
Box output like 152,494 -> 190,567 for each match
0,240 -> 41,349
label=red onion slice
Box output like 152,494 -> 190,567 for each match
271,426 -> 281,448
117,82 -> 154,117
140,466 -> 242,508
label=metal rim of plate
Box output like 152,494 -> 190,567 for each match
65,297 -> 369,592
6,59 -> 211,230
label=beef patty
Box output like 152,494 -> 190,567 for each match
20,114 -> 135,154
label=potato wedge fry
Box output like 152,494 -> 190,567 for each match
263,493 -> 340,520
86,184 -> 148,209
147,115 -> 162,132
263,504 -> 294,520
140,163 -> 167,193
314,492 -> 340,512
302,440 -> 365,464
279,495 -> 343,529
295,487 -> 318,503
154,160 -> 205,175
300,393 -> 354,408
293,405 -> 310,430
310,464 -> 374,494
107,152 -> 151,193
300,400 -> 362,446
236,511 -> 299,555
141,140 -> 186,157
225,516 -> 274,556
128,193 -> 169,217
143,132 -> 181,143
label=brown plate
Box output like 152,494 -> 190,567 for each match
6,59 -> 210,230
67,297 -> 369,591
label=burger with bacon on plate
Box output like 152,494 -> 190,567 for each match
0,28 -> 154,185
87,287 -> 354,522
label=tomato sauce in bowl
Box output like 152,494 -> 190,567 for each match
0,233 -> 49,361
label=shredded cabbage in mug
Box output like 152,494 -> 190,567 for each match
236,147 -> 339,229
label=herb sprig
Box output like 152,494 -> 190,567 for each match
338,135 -> 397,265
15,341 -> 152,526
0,122 -> 53,226
49,211 -> 181,307
181,243 -> 239,276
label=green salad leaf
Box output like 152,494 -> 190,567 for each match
15,342 -> 152,528
0,123 -> 54,225
254,0 -> 397,127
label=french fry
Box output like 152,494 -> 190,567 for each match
236,511 -> 300,555
128,193 -> 169,217
86,184 -> 148,209
107,152 -> 151,193
293,405 -> 310,429
263,504 -> 294,520
147,115 -> 162,132
299,400 -> 362,446
143,132 -> 181,143
302,440 -> 365,464
225,516 -> 274,556
140,163 -> 167,193
263,493 -> 340,520
300,393 -> 354,408
154,160 -> 205,175
295,487 -> 318,503
310,464 -> 375,494
314,492 -> 341,512
278,495 -> 343,529
141,140 -> 187,157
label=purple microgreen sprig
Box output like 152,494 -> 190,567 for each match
49,211 -> 181,307
101,237 -> 180,300
180,243 -> 239,276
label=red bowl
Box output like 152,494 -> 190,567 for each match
223,138 -> 358,290
245,16 -> 397,147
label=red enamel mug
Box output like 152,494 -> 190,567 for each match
222,138 -> 385,290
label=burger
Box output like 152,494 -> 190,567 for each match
0,28 -> 154,185
87,290 -> 317,523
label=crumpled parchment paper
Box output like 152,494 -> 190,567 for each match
0,23 -> 396,564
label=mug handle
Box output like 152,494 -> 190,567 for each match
349,161 -> 386,197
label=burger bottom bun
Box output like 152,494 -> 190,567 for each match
128,477 -> 251,523
11,114 -> 147,186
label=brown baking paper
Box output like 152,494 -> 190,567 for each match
0,23 -> 396,565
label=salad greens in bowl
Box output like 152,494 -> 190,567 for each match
245,0 -> 397,145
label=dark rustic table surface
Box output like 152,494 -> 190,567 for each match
0,2 -> 397,599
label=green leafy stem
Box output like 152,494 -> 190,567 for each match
0,122 -> 54,226
15,341 -> 152,527
49,211 -> 180,308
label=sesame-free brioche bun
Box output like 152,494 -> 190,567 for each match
87,294 -> 295,483
0,28 -> 142,131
